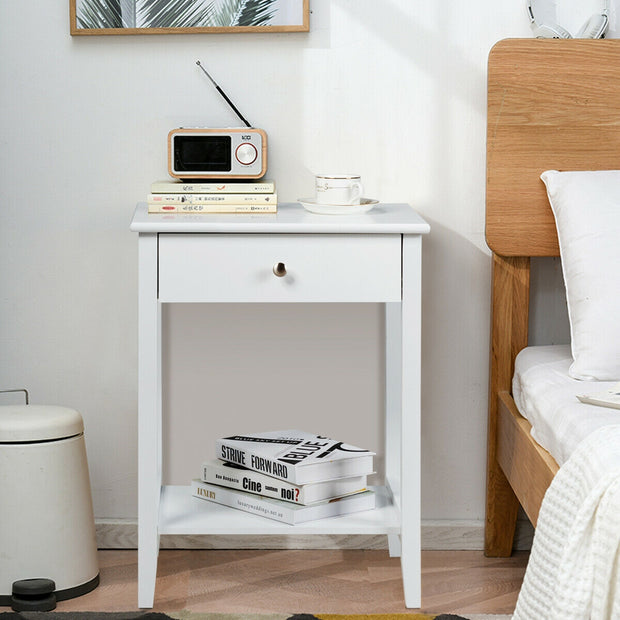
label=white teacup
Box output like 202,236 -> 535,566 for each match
315,174 -> 363,205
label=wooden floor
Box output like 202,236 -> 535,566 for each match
54,549 -> 528,616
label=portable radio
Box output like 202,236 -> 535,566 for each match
167,61 -> 268,180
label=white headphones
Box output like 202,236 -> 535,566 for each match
527,0 -> 609,38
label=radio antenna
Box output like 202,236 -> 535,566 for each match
196,60 -> 252,128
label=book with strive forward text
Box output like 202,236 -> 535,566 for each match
216,430 -> 375,485
191,479 -> 375,525
201,459 -> 368,505
147,193 -> 277,205
151,179 -> 276,194
577,382 -> 620,410
147,203 -> 277,214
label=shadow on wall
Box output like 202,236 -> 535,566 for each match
419,217 -> 492,517
335,0 -> 486,111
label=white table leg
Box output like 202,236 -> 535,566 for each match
400,234 -> 422,609
385,301 -> 402,558
138,234 -> 161,608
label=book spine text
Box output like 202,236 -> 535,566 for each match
192,480 -> 294,523
147,203 -> 276,214
202,462 -> 305,503
217,440 -> 294,482
151,181 -> 275,194
147,193 -> 277,205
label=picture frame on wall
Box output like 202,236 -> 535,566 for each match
70,0 -> 309,35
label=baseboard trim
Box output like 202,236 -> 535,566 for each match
96,518 -> 533,551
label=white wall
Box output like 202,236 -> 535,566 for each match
1,2 -> 615,527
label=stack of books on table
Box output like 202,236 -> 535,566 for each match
191,430 -> 376,525
147,179 -> 277,214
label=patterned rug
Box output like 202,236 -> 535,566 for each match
0,612 -> 511,620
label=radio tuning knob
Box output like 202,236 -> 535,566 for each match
235,143 -> 258,165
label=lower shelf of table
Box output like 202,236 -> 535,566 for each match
158,484 -> 401,536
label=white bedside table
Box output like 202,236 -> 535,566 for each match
130,201 -> 430,608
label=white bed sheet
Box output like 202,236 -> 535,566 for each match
512,345 -> 619,466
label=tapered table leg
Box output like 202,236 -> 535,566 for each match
138,234 -> 161,608
399,235 -> 422,608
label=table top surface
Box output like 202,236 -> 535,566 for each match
130,202 -> 430,234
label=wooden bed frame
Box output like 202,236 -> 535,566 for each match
484,39 -> 620,556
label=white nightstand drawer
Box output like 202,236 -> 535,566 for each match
158,234 -> 402,302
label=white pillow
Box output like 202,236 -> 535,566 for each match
541,170 -> 620,381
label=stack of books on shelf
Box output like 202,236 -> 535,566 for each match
191,430 -> 376,525
147,179 -> 277,214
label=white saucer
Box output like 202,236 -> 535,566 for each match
297,197 -> 379,215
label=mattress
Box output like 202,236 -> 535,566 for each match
512,345 -> 619,466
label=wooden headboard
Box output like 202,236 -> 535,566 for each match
485,39 -> 620,554
486,39 -> 620,257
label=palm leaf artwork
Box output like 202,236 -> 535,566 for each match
76,0 -> 280,29
236,0 -> 277,26
212,0 -> 277,27
76,0 -> 122,28
138,0 -> 217,28
119,0 -> 136,26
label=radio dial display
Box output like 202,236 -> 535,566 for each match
175,135 -> 232,172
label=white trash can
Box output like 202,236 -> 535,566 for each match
0,405 -> 99,606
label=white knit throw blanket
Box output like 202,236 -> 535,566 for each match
513,424 -> 620,620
